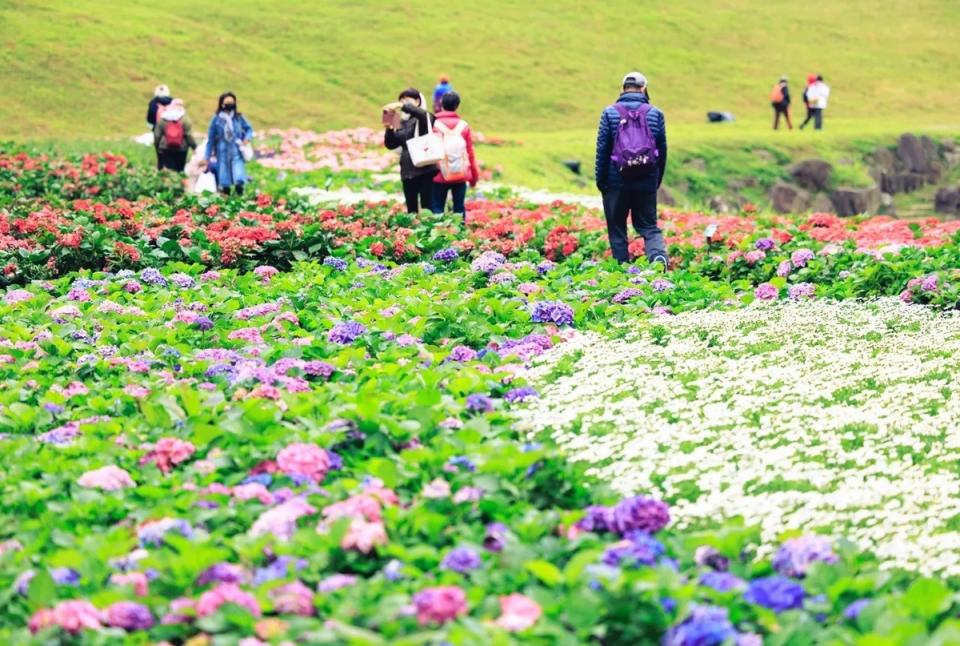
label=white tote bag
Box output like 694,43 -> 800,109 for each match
194,171 -> 217,194
239,140 -> 255,162
406,113 -> 443,168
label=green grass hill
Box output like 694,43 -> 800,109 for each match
2,0 -> 959,139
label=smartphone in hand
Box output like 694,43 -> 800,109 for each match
382,109 -> 400,129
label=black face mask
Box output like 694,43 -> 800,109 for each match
222,104 -> 236,112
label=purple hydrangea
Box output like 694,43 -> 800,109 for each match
776,260 -> 792,277
328,321 -> 367,344
483,523 -> 509,552
772,535 -> 838,578
106,601 -> 154,630
530,300 -> 575,326
537,260 -> 556,275
197,562 -> 248,586
447,345 -> 478,362
694,546 -> 730,572
137,518 -> 193,547
577,505 -> 615,533
755,238 -> 775,251
744,576 -> 805,612
440,547 -> 483,573
921,274 -> 939,292
663,605 -> 738,646
253,556 -> 308,585
843,599 -> 869,620
612,288 -> 643,304
787,283 -> 816,300
383,559 -> 405,581
610,496 -> 670,535
753,283 -> 779,301
699,571 -> 746,592
194,316 -> 214,331
790,249 -> 815,268
465,393 -> 494,413
652,279 -> 674,292
323,256 -> 348,271
602,532 -> 665,568
433,248 -> 460,262
317,573 -> 358,592
169,273 -> 195,289
503,387 -> 539,403
44,403 -> 65,415
139,268 -> 167,287
302,360 -> 335,378
446,456 -> 476,472
471,251 -> 506,273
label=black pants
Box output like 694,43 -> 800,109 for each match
432,182 -> 467,216
773,103 -> 792,130
811,108 -> 824,130
600,188 -> 668,264
402,174 -> 434,213
220,183 -> 245,196
157,149 -> 188,172
799,106 -> 817,129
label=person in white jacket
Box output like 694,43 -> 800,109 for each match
801,75 -> 830,131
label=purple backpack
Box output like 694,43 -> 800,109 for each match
610,103 -> 659,179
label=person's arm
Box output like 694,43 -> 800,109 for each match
185,118 -> 198,150
594,108 -> 612,191
402,103 -> 429,134
464,126 -> 479,187
656,110 -> 668,189
205,118 -> 216,160
783,85 -> 791,105
147,99 -> 157,127
153,120 -> 163,148
384,124 -> 404,150
240,116 -> 254,141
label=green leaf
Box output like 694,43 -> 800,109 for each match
525,559 -> 563,586
903,577 -> 951,620
27,569 -> 56,610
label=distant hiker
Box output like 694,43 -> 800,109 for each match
433,75 -> 453,113
147,84 -> 173,128
594,72 -> 669,266
383,88 -> 439,213
204,92 -> 254,196
771,76 -> 792,130
803,75 -> 831,131
431,91 -> 478,220
153,98 -> 198,172
799,73 -> 817,129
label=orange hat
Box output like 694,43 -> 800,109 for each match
439,74 -> 449,83
807,73 -> 817,84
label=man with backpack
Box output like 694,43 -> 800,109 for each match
771,76 -> 792,130
431,91 -> 478,221
803,75 -> 831,131
153,98 -> 198,172
595,72 -> 669,266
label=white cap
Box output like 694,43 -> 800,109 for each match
154,84 -> 170,97
622,72 -> 647,88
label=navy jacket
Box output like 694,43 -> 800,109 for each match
595,92 -> 667,193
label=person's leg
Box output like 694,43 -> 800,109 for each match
773,105 -> 780,130
800,107 -> 813,129
601,189 -> 630,263
814,109 -> 823,130
431,183 -> 448,214
401,178 -> 419,213
416,175 -> 433,213
173,150 -> 188,172
451,183 -> 467,217
235,183 -> 245,196
785,106 -> 793,130
630,190 -> 668,265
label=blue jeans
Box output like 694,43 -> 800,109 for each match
432,182 -> 467,216
601,188 -> 668,264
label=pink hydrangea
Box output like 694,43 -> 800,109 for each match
340,518 -> 388,553
276,442 -> 330,482
253,265 -> 279,282
249,497 -> 317,540
270,581 -> 314,616
413,585 -> 467,625
422,478 -> 451,499
196,583 -> 261,617
753,283 -> 779,301
30,600 -> 104,634
322,494 -> 382,522
744,250 -> 766,265
142,437 -> 196,474
494,593 -> 542,632
78,465 -> 136,491
110,571 -> 149,596
233,483 -> 275,505
123,384 -> 150,398
5,289 -> 33,304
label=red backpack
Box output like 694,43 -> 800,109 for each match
164,119 -> 185,148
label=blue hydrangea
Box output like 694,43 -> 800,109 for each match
169,273 -> 195,288
446,456 -> 476,472
602,532 -> 666,568
465,393 -> 494,413
504,386 -> 539,403
530,300 -> 575,326
440,547 -> 482,573
744,576 -> 805,613
328,321 -> 367,344
139,268 -> 167,287
323,256 -> 348,271
699,571 -> 746,592
432,247 -> 460,262
663,605 -> 737,646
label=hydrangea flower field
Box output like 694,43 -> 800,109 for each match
3,144 -> 960,644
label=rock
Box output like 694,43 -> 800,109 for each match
897,134 -> 932,173
753,149 -> 775,163
657,186 -> 676,206
810,194 -> 834,213
946,152 -> 960,168
870,147 -> 897,174
727,176 -> 758,191
708,195 -> 736,214
831,186 -> 882,216
674,179 -> 690,194
879,192 -> 895,215
935,187 -> 960,215
769,181 -> 811,213
942,138 -> 957,153
788,159 -> 833,191
880,172 -> 926,195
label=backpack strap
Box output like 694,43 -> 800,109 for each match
434,121 -> 451,134
452,120 -> 467,135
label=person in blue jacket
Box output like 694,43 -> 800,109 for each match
204,92 -> 254,195
594,72 -> 669,266
432,75 -> 453,113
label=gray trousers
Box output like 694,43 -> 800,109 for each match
601,188 -> 668,264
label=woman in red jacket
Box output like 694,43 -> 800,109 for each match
431,92 -> 479,220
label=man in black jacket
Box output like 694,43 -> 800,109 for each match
772,76 -> 792,130
147,84 -> 173,128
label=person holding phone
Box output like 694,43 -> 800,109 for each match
204,91 -> 254,196
383,88 -> 437,213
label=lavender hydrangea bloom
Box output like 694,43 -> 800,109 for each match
326,449 -> 343,470
383,559 -> 405,581
194,316 -> 214,331
577,505 -> 614,533
530,300 -> 575,326
197,562 -> 248,586
843,599 -> 869,620
652,279 -> 674,292
612,288 -> 643,304
433,248 -> 460,262
169,273 -> 195,289
602,532 -> 665,568
921,274 -> 939,292
787,283 -> 816,300
139,268 -> 167,287
790,249 -> 815,268
471,251 -> 506,273
253,556 -> 308,585
777,260 -> 792,277
755,238 -> 775,251
663,605 -> 738,646
772,535 -> 838,578
440,547 -> 482,573
610,496 -> 670,535
483,523 -> 509,552
328,321 -> 367,344
106,601 -> 154,630
242,473 -> 273,487
137,518 -> 193,547
536,260 -> 556,275
694,546 -> 729,572
744,576 -> 805,612
465,394 -> 494,413
317,573 -> 358,592
323,256 -> 348,271
447,345 -> 478,362
699,571 -> 746,592
753,283 -> 779,301
504,387 -> 539,403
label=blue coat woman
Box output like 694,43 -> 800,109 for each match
205,92 -> 254,194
